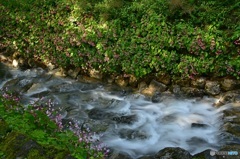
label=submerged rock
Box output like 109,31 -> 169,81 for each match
118,129 -> 148,140
191,123 -> 210,128
112,115 -> 137,124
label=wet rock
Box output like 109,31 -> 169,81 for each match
191,123 -> 210,128
174,79 -> 190,87
156,73 -> 171,85
88,108 -> 114,120
67,67 -> 81,79
191,77 -> 206,89
129,75 -> 138,87
82,119 -> 110,133
138,81 -> 148,91
77,75 -> 101,83
181,87 -> 205,97
186,137 -> 208,145
217,90 -> 240,106
217,144 -> 240,159
89,69 -> 102,79
2,77 -> 32,94
221,78 -> 240,91
46,62 -> 56,70
0,63 -> 12,80
112,115 -> 137,124
220,132 -> 240,145
152,92 -> 161,103
115,76 -> 129,87
222,108 -> 240,124
107,151 -> 133,159
141,80 -> 167,96
223,122 -> 240,137
205,81 -> 221,96
193,149 -> 216,159
119,129 -> 148,140
105,75 -> 115,84
170,85 -> 182,95
3,78 -> 21,88
154,147 -> 192,159
54,68 -> 67,77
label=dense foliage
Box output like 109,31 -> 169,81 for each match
0,0 -> 239,79
0,90 -> 107,159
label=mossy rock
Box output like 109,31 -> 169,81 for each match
217,144 -> 240,159
0,131 -> 74,159
192,149 -> 214,159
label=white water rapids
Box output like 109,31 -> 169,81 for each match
0,63 -> 227,158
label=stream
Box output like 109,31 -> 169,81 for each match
0,63 -> 227,158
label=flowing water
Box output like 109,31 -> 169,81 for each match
0,63 -> 227,158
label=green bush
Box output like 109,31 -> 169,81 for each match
0,0 -> 239,79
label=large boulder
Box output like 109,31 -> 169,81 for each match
193,149 -> 217,159
205,81 -> 221,96
154,147 -> 192,159
181,87 -> 205,97
191,77 -> 206,89
220,78 -> 240,91
141,80 -> 167,96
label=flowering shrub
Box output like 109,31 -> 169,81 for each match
0,0 -> 239,79
0,89 -> 109,159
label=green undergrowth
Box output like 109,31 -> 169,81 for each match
0,0 -> 239,79
0,90 -> 106,159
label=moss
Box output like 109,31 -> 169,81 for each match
0,119 -> 11,141
1,131 -> 73,159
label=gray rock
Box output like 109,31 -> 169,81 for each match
181,87 -> 205,97
67,67 -> 81,79
107,151 -> 133,159
118,128 -> 148,140
191,123 -> 210,128
115,76 -> 129,87
218,90 -> 240,106
82,119 -> 110,133
193,149 -> 217,159
156,73 -> 171,85
89,69 -> 103,79
221,78 -> 240,91
205,81 -> 221,96
88,108 -> 114,120
171,85 -> 182,95
112,115 -> 137,124
217,144 -> 240,159
154,147 -> 192,159
191,77 -> 206,89
152,92 -> 162,103
141,80 -> 167,96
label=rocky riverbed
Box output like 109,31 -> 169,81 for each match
0,62 -> 240,159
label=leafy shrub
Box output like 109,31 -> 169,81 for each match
0,0 -> 239,79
